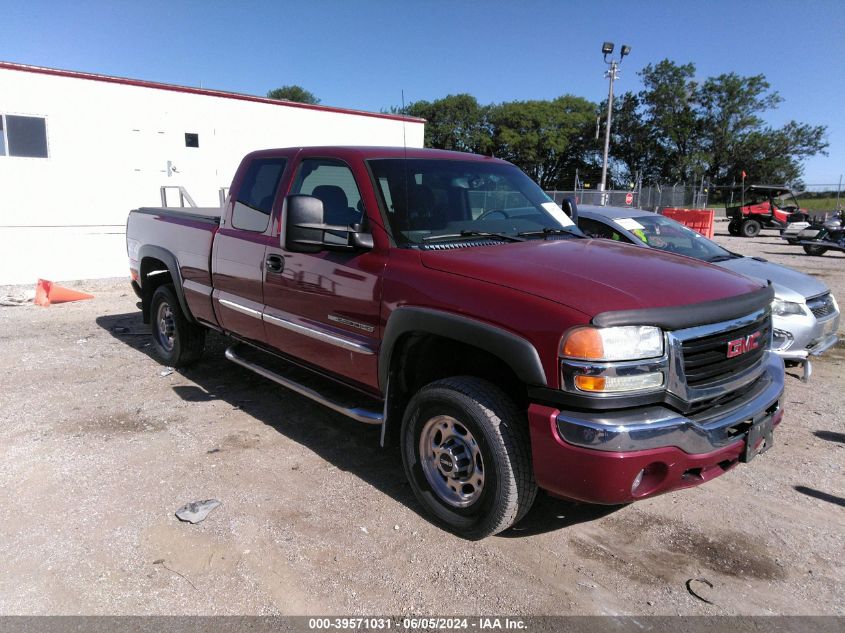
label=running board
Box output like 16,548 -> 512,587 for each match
224,343 -> 384,425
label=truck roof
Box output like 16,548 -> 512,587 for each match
245,146 -> 511,163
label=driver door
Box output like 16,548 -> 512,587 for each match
262,156 -> 384,392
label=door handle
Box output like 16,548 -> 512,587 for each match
265,254 -> 284,273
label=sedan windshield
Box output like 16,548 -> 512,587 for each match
615,215 -> 737,262
367,159 -> 581,245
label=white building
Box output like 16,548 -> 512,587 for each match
0,62 -> 425,285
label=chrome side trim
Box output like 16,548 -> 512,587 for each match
219,298 -> 262,319
225,344 -> 383,425
263,311 -> 375,355
555,351 -> 784,453
183,279 -> 212,296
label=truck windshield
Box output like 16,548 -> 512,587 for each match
367,159 -> 581,245
618,215 -> 738,262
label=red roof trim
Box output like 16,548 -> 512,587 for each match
0,61 -> 425,124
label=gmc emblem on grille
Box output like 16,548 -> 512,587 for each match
727,331 -> 761,358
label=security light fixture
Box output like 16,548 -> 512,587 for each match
598,41 -> 632,202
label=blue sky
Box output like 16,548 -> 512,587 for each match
4,0 -> 843,185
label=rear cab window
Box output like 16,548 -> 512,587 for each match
232,158 -> 288,232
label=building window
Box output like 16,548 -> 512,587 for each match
185,132 -> 199,148
2,115 -> 49,158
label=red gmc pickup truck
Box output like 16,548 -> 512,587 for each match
127,146 -> 784,538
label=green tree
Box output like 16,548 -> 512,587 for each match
729,122 -> 828,186
608,91 -> 662,185
698,72 -> 782,183
405,94 -> 491,154
266,85 -> 320,104
615,59 -> 828,188
638,59 -> 704,183
488,96 -> 597,189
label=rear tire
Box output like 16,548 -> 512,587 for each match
741,219 -> 762,238
802,244 -> 828,256
400,376 -> 537,539
150,284 -> 206,367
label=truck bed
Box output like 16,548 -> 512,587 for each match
127,206 -> 221,327
133,206 -> 222,224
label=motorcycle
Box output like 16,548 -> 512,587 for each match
796,210 -> 845,256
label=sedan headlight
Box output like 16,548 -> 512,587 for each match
560,325 -> 664,361
771,298 -> 807,317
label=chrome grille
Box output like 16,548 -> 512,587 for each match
807,293 -> 836,319
681,313 -> 771,389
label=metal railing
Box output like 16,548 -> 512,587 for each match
159,186 -> 198,208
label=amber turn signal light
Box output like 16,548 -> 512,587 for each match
561,328 -> 604,360
574,375 -> 607,391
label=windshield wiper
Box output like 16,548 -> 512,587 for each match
706,254 -> 740,262
422,230 -> 525,243
517,227 -> 581,238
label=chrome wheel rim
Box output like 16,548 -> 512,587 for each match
419,415 -> 485,508
155,301 -> 176,352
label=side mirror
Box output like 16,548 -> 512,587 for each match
284,194 -> 375,253
285,194 -> 325,253
561,196 -> 579,224
349,226 -> 374,249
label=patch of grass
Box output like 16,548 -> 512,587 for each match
794,196 -> 843,212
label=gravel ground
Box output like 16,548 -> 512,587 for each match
0,228 -> 843,616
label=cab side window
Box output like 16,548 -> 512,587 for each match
291,158 -> 364,227
578,217 -> 630,242
232,158 -> 287,232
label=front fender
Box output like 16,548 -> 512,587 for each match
378,306 -> 548,392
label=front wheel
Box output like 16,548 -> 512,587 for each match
401,376 -> 537,539
727,221 -> 741,236
802,244 -> 828,256
741,219 -> 762,238
150,284 -> 206,366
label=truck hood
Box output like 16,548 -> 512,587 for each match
714,256 -> 829,303
420,239 -> 764,318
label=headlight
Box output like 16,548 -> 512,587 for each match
560,325 -> 664,361
771,298 -> 807,317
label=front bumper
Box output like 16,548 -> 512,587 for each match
528,352 -> 784,504
772,310 -> 840,362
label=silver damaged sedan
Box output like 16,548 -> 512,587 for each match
577,205 -> 840,380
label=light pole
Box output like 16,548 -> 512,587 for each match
599,42 -> 630,203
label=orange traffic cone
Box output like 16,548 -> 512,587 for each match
34,279 -> 94,306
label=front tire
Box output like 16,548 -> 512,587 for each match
727,221 -> 741,236
400,376 -> 537,539
802,244 -> 828,256
150,284 -> 206,367
741,219 -> 762,237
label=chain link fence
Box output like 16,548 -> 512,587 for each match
547,186 -> 708,211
